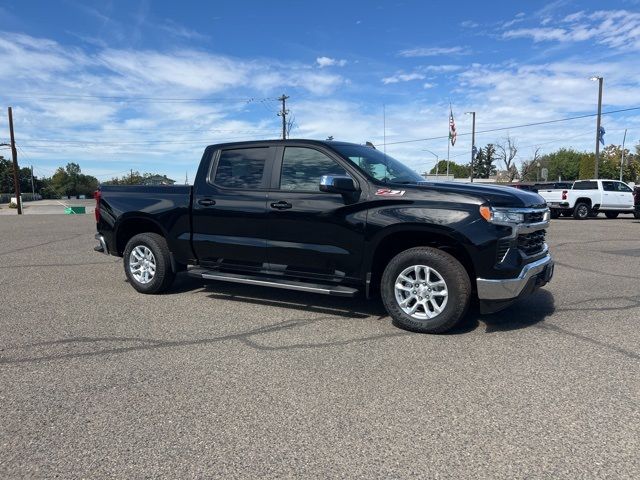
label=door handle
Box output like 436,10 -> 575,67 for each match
198,198 -> 216,207
270,200 -> 292,210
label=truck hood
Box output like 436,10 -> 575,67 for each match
402,182 -> 547,209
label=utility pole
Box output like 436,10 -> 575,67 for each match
591,76 -> 603,179
620,128 -> 627,182
8,107 -> 22,214
466,111 -> 476,182
277,94 -> 289,140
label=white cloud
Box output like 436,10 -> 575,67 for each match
382,72 -> 426,84
503,9 -> 640,51
399,46 -> 469,57
423,65 -> 464,73
460,20 -> 479,28
316,56 -> 347,68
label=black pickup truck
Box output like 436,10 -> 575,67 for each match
95,139 -> 553,333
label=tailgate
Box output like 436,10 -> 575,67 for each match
538,189 -> 565,205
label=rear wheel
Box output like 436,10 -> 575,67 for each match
123,233 -> 176,294
634,211 -> 640,219
605,212 -> 619,219
573,202 -> 590,220
381,247 -> 471,334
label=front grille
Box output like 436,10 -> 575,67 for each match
518,230 -> 546,256
496,239 -> 511,263
524,211 -> 545,223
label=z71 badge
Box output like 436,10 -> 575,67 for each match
375,188 -> 405,196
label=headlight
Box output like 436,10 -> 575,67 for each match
479,206 -> 525,224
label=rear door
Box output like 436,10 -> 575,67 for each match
191,145 -> 274,271
264,145 -> 366,282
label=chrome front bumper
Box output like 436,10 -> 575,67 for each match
94,233 -> 109,255
476,254 -> 554,300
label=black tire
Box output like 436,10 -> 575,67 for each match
550,209 -> 560,219
380,247 -> 471,334
605,212 -> 619,219
123,232 -> 176,294
634,211 -> 640,219
573,202 -> 590,220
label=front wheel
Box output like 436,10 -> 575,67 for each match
605,212 -> 619,219
123,233 -> 176,294
381,247 -> 471,334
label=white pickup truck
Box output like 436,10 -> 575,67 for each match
538,179 -> 635,220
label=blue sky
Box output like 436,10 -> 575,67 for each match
0,0 -> 639,182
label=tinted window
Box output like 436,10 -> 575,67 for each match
280,147 -> 348,191
213,148 -> 268,189
617,182 -> 632,192
573,181 -> 598,190
330,144 -> 424,184
602,181 -> 616,191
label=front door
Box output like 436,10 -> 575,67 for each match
601,181 -> 620,208
265,145 -> 366,282
191,146 -> 274,271
615,181 -> 634,209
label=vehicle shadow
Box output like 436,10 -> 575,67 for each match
170,273 -> 555,335
2,280 -> 556,365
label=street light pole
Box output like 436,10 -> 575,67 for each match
591,76 -> 603,179
466,112 -> 476,182
620,128 -> 627,182
422,149 -> 438,177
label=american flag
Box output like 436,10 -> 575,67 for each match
449,106 -> 457,146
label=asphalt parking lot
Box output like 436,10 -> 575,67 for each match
1,214 -> 639,478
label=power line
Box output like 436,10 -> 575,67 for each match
381,106 -> 640,146
1,93 -> 278,104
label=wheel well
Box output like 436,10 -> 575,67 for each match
575,198 -> 592,207
115,218 -> 165,255
369,231 -> 475,295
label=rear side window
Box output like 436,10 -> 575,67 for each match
213,148 -> 268,189
602,181 -> 616,191
573,181 -> 598,190
280,147 -> 349,191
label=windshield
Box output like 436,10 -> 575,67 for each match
331,144 -> 424,184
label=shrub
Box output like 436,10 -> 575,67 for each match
8,202 -> 17,208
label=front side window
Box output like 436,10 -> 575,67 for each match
280,147 -> 349,191
213,147 -> 268,189
616,182 -> 632,192
330,144 -> 424,184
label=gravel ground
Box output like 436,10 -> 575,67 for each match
0,214 -> 638,479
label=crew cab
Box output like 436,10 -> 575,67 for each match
538,179 -> 635,219
94,140 -> 554,334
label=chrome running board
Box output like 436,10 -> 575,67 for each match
188,268 -> 358,297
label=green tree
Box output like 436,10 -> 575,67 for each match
49,163 -> 98,197
429,160 -> 470,178
0,156 -> 14,192
540,149 -> 583,181
473,144 -> 497,179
